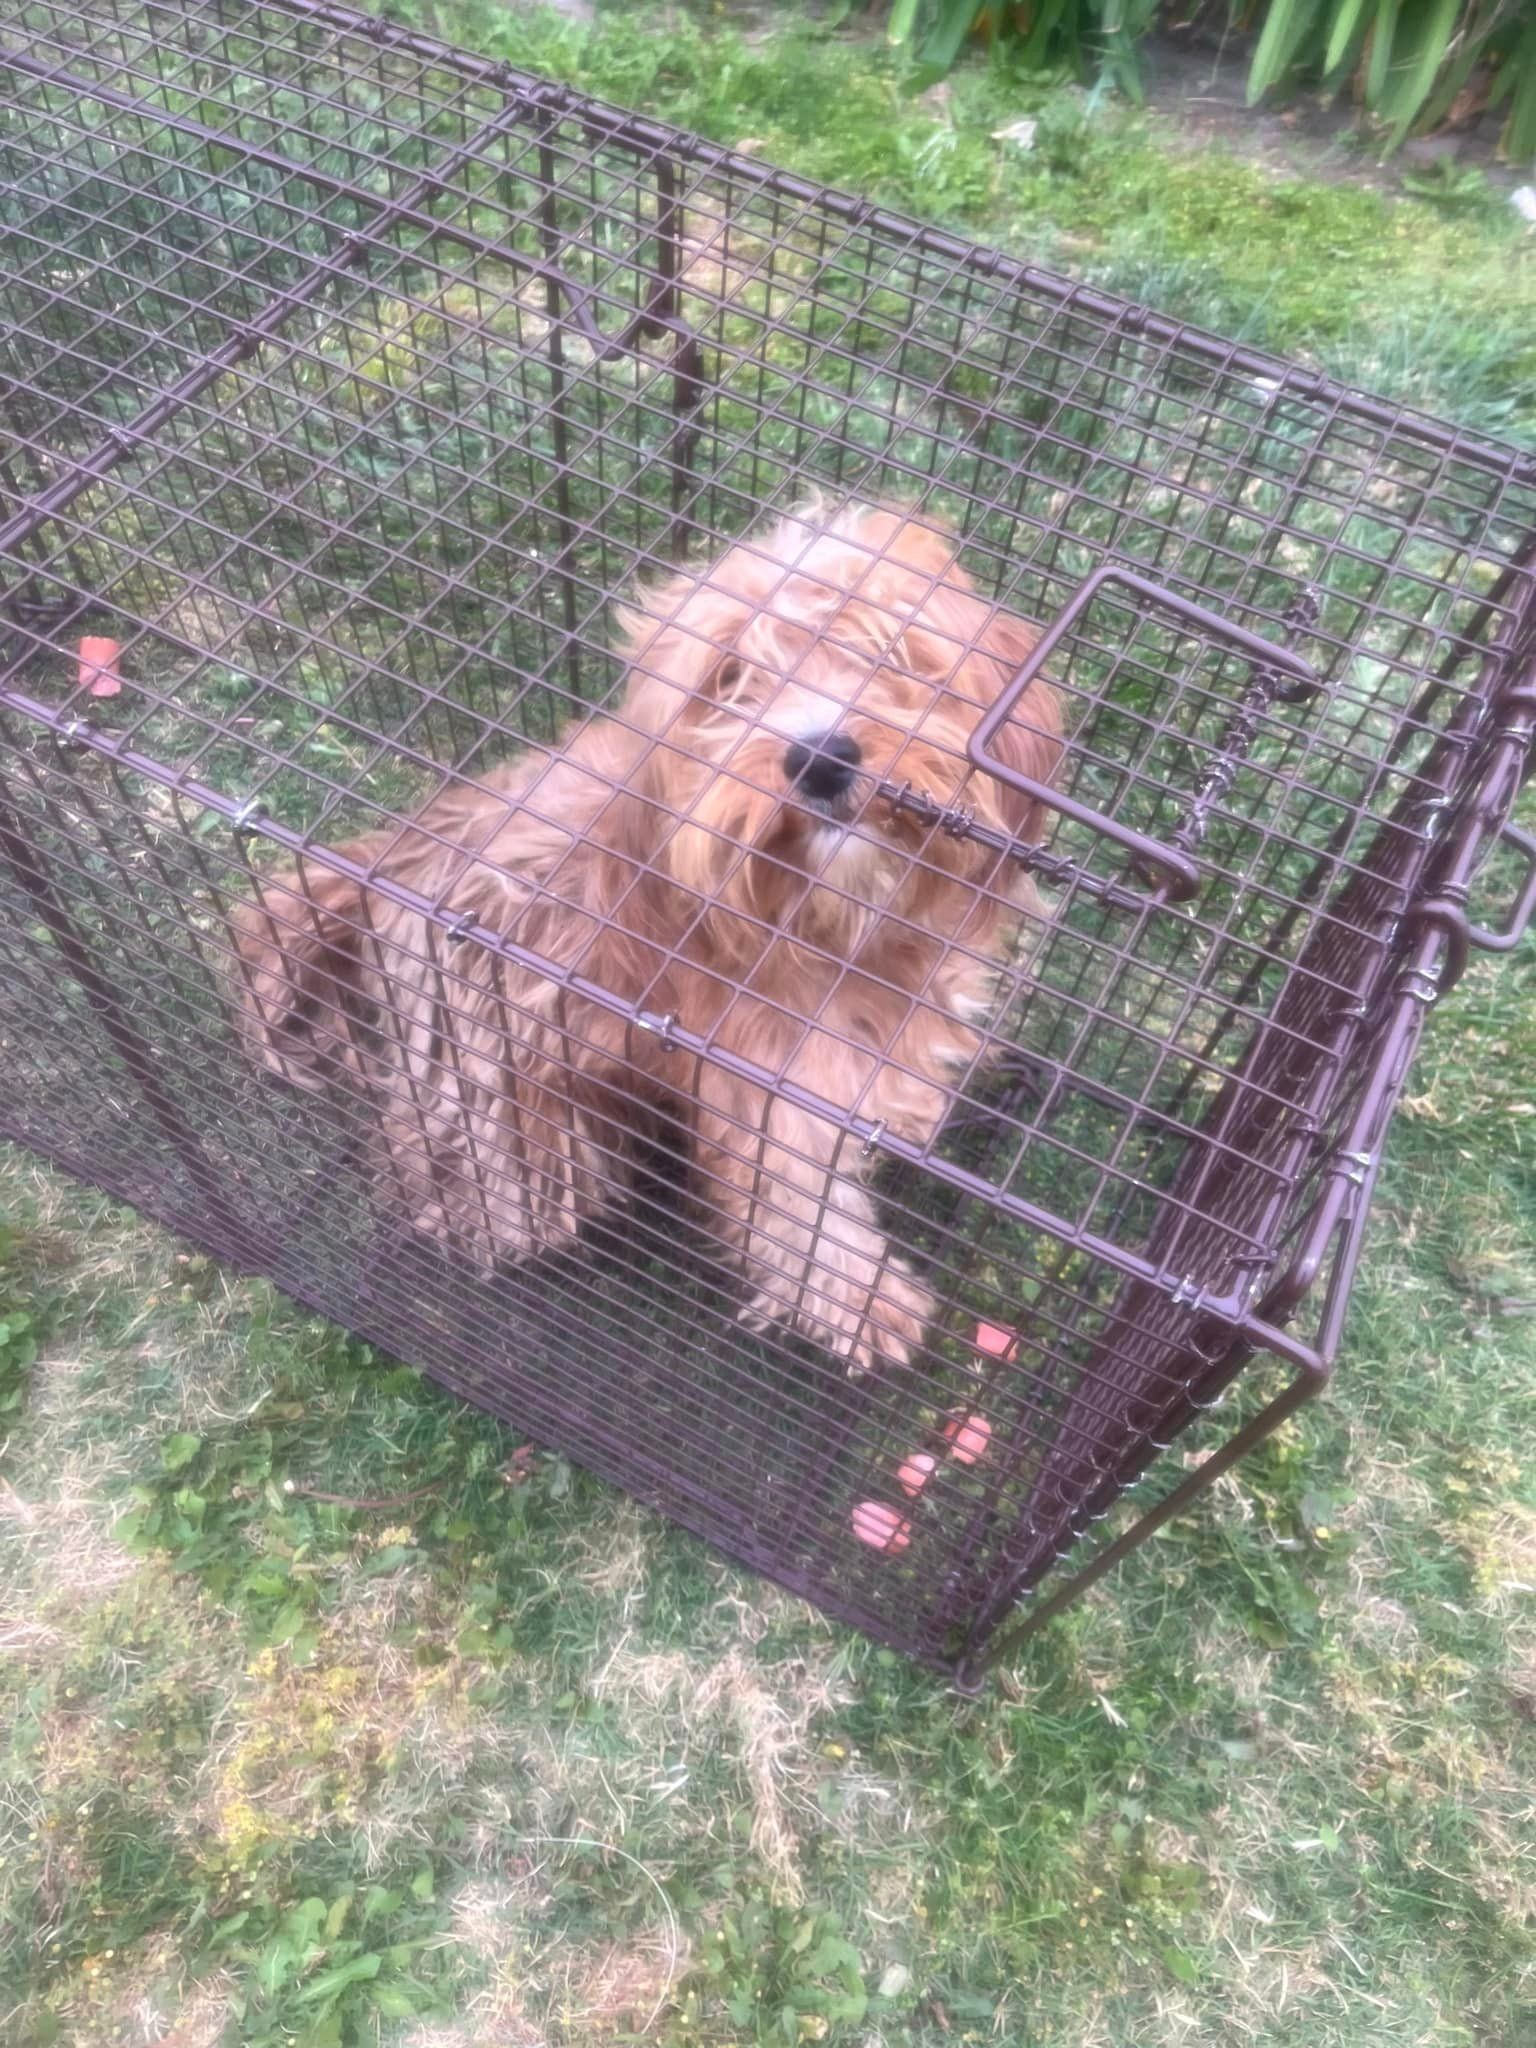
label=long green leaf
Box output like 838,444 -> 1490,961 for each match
1323,0 -> 1377,78
1502,14 -> 1536,160
1018,0 -> 1073,72
920,0 -> 985,73
1376,0 -> 1465,137
1101,0 -> 1158,100
1247,0 -> 1326,104
1392,0 -> 1466,138
1364,0 -> 1402,103
1417,29 -> 1485,131
297,1951 -> 383,2003
887,0 -> 921,49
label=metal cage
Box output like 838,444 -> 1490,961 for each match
2,0 -> 1533,1684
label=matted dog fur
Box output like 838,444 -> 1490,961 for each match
231,500 -> 1060,1372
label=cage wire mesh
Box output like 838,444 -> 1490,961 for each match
2,0 -> 1534,1681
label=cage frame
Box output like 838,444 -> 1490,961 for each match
0,0 -> 1533,1686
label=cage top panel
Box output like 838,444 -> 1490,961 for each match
6,0 -> 1536,475
6,0 -> 1533,692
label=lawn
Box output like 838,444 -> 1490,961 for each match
2,5 -> 1534,2046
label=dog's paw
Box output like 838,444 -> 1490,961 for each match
833,1257 -> 935,1376
740,1255 -> 935,1376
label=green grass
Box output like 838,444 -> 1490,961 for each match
2,5 -> 1535,2045
390,0 -> 1536,442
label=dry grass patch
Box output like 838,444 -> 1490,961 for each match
0,1459 -> 140,1612
52,1944 -> 235,2048
1462,1500 -> 1536,1622
589,1636 -> 849,1908
199,1620 -> 514,1871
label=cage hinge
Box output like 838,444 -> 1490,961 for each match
634,1008 -> 680,1052
1331,1147 -> 1375,1190
1407,789 -> 1454,843
1396,961 -> 1448,1008
51,713 -> 93,754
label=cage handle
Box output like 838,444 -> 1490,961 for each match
968,564 -> 1318,907
1467,820 -> 1536,953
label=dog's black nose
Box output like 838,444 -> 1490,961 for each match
783,730 -> 862,804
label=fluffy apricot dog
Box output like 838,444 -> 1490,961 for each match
232,499 -> 1060,1371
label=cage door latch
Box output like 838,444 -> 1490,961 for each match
968,564 -> 1320,906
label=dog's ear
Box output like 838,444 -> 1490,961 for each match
230,858 -> 380,1088
615,593 -> 750,736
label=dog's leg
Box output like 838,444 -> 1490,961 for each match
693,1070 -> 934,1375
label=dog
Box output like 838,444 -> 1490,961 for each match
230,499 -> 1060,1373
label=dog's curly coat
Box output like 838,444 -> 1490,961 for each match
232,501 -> 1060,1372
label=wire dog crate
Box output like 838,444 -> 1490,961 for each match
3,0 -> 1534,1683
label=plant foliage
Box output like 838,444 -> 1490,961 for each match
879,0 -> 1536,159
886,0 -> 1162,100
1245,0 -> 1536,157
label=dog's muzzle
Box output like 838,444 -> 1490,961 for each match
783,730 -> 862,808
